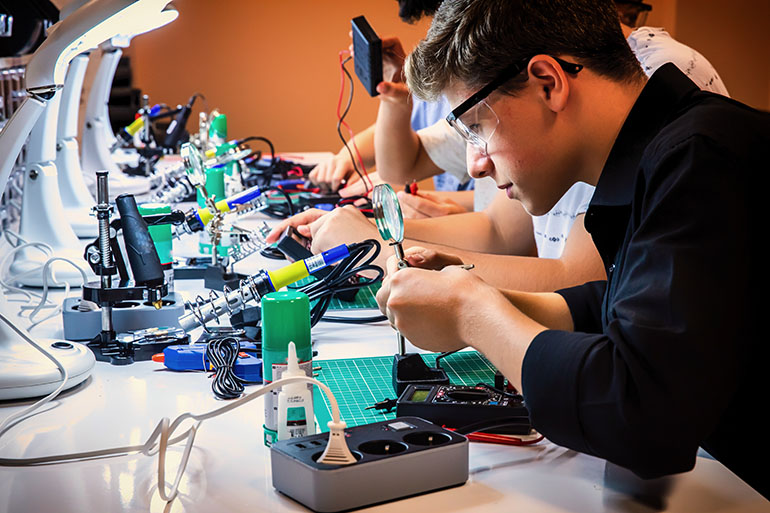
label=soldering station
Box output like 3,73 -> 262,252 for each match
2,1 -> 762,512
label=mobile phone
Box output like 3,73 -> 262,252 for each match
351,15 -> 383,97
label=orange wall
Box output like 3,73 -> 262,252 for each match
126,0 -> 769,154
674,0 -> 770,110
126,0 -> 430,153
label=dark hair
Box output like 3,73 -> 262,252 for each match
614,0 -> 653,28
396,0 -> 443,23
406,0 -> 645,101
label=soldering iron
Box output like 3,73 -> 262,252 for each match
178,243 -> 353,331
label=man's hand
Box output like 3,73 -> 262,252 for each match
338,171 -> 385,199
375,249 -> 485,352
265,208 -> 328,244
397,190 -> 468,218
306,205 -> 379,255
308,152 -> 356,192
266,205 -> 379,253
399,247 -> 465,270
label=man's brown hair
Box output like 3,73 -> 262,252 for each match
406,0 -> 644,101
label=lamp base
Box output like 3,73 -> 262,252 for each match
8,246 -> 90,287
0,321 -> 95,401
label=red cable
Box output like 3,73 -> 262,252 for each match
445,426 -> 545,446
337,50 -> 372,192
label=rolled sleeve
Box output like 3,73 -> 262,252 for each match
556,280 -> 606,334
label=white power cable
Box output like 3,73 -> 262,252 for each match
0,230 -> 88,329
0,373 -> 355,503
0,311 -> 69,437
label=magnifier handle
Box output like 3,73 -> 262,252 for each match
392,242 -> 409,269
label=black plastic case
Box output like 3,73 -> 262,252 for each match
351,16 -> 383,97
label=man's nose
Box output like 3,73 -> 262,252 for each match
466,144 -> 492,179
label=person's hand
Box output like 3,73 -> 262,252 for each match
375,37 -> 411,105
375,253 -> 484,352
265,208 -> 328,244
381,37 -> 406,83
337,171 -> 386,199
399,246 -> 466,270
396,190 -> 468,218
308,152 -> 356,192
305,205 -> 379,255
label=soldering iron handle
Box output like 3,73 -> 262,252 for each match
115,194 -> 164,287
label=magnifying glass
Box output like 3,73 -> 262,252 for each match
372,183 -> 410,355
372,184 -> 408,269
181,142 -> 206,188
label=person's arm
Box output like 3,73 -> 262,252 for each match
373,90 -> 445,184
397,190 -> 473,218
404,190 -> 534,254
399,214 -> 603,292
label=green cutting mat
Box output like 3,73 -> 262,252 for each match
289,278 -> 381,310
311,351 -> 497,432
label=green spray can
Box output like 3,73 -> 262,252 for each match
262,290 -> 313,446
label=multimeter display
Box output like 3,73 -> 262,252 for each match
409,389 -> 431,402
396,384 -> 532,435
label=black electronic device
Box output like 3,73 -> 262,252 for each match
392,353 -> 449,396
351,15 -> 383,97
396,384 -> 532,435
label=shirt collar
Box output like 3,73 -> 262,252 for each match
590,64 -> 700,208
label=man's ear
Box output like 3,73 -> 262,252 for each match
528,55 -> 570,112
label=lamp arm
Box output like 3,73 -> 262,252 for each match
0,96 -> 47,194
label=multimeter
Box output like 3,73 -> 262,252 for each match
396,384 -> 532,435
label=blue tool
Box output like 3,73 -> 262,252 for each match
161,343 -> 263,382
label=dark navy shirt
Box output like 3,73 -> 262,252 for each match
521,64 -> 769,497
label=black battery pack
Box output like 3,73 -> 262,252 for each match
352,15 -> 383,97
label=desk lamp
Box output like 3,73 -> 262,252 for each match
7,0 -> 177,286
0,0 -> 177,400
80,4 -> 177,195
56,4 -> 178,236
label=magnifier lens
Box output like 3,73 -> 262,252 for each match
372,184 -> 404,243
181,142 -> 205,187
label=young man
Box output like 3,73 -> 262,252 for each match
376,0 -> 768,498
268,2 -> 730,293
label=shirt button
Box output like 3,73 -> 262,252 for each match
608,264 -> 616,274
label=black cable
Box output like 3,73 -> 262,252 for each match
237,136 -> 276,169
260,186 -> 296,219
291,239 -> 383,326
337,56 -> 370,194
205,336 -> 260,400
320,314 -> 388,324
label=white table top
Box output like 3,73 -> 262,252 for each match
1,215 -> 767,513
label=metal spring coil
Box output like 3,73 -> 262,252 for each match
150,177 -> 195,204
181,275 -> 262,332
227,223 -> 270,264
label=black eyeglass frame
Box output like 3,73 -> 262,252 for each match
446,56 -> 584,127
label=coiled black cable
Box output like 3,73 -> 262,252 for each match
205,336 -> 260,400
290,239 -> 385,326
